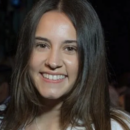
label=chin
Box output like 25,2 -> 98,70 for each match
45,96 -> 59,99
42,94 -> 61,100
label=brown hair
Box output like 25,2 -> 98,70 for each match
1,0 -> 130,130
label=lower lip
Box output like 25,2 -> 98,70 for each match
41,74 -> 66,83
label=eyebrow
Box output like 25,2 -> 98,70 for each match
63,40 -> 77,44
35,37 -> 51,43
35,36 -> 77,44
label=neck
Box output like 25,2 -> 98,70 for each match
35,98 -> 62,130
38,97 -> 63,114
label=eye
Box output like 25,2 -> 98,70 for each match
36,43 -> 47,48
35,42 -> 49,51
64,46 -> 77,54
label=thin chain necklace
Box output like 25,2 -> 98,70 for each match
35,118 -> 61,130
35,118 -> 41,130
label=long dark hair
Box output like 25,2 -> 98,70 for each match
1,0 -> 129,130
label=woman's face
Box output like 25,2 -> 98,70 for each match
29,11 -> 78,99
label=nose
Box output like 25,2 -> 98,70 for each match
45,50 -> 62,69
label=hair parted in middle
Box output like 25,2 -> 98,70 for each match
7,0 -> 110,130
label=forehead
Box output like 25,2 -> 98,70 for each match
38,10 -> 73,26
35,10 -> 77,41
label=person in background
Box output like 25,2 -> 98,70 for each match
0,65 -> 11,124
109,78 -> 130,111
1,0 -> 130,130
118,72 -> 130,112
109,83 -> 120,107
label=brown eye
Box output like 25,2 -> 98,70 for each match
35,42 -> 50,51
65,46 -> 77,52
66,47 -> 73,51
36,43 -> 47,48
64,45 -> 77,55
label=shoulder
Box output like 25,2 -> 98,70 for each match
111,119 -> 125,130
67,110 -> 130,130
111,110 -> 130,130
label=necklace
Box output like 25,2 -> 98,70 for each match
35,118 -> 41,130
35,118 -> 61,130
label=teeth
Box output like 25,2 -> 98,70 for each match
43,73 -> 65,80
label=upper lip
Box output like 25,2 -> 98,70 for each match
40,71 -> 67,76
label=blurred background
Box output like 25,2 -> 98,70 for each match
0,0 -> 130,115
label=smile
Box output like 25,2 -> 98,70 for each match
43,73 -> 65,80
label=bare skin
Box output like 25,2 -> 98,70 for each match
26,100 -> 62,130
26,10 -> 77,130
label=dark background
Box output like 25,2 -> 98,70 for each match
91,0 -> 130,80
0,0 -> 130,82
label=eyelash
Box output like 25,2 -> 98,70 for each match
65,46 -> 77,51
35,43 -> 77,53
35,43 -> 48,48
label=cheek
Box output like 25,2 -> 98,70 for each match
29,52 -> 44,69
64,56 -> 79,76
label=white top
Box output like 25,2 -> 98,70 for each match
66,119 -> 130,130
1,111 -> 129,130
22,116 -> 130,130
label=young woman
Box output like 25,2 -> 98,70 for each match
1,0 -> 130,130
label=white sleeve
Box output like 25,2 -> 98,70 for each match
111,111 -> 130,130
111,119 -> 124,130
